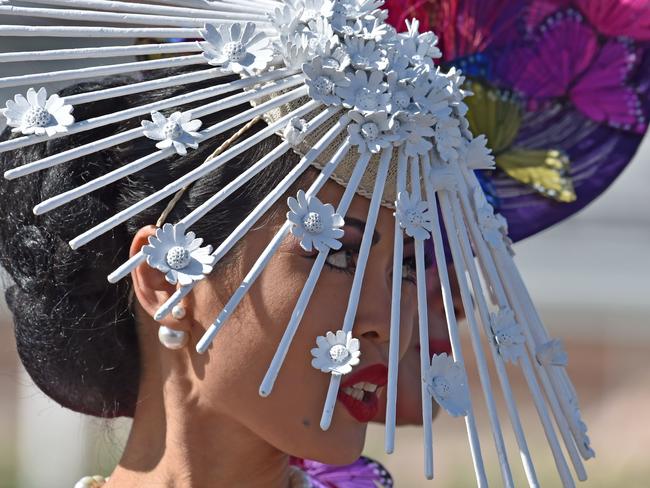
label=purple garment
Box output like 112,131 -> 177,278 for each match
291,456 -> 394,488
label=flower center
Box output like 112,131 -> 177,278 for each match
314,76 -> 336,95
23,107 -> 53,128
302,211 -> 324,234
356,88 -> 378,111
406,209 -> 423,226
361,122 -> 379,140
223,41 -> 246,62
166,246 -> 192,270
163,120 -> 183,140
329,344 -> 350,363
394,91 -> 410,110
433,376 -> 451,399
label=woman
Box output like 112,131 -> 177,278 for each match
0,0 -> 647,486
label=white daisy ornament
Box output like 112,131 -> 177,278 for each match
395,191 -> 433,241
142,111 -> 202,156
200,22 -> 274,75
311,330 -> 361,376
344,37 -> 388,71
348,110 -> 399,154
426,353 -> 470,417
336,69 -> 390,112
490,308 -> 525,364
303,56 -> 351,106
287,190 -> 344,252
3,87 -> 74,136
142,223 -> 216,286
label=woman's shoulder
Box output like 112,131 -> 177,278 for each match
291,456 -> 394,488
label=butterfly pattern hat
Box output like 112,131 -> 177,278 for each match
0,0 -> 647,486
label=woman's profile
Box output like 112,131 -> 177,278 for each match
0,0 -> 647,486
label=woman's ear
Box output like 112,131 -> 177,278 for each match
130,225 -> 179,324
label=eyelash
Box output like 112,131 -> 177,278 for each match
324,249 -> 418,284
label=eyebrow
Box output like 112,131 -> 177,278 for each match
345,217 -> 380,245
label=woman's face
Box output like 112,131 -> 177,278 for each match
186,178 -> 421,465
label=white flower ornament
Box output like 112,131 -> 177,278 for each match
395,191 -> 433,241
3,87 -> 74,136
344,37 -> 388,71
200,22 -> 274,75
348,110 -> 399,154
142,223 -> 216,286
426,353 -> 470,417
490,308 -> 526,364
287,190 -> 345,252
336,69 -> 390,112
303,56 -> 351,106
311,330 -> 361,376
142,111 -> 202,156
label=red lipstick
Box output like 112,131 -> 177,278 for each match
337,364 -> 388,423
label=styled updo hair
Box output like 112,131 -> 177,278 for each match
0,67 -> 301,418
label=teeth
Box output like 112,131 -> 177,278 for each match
353,389 -> 364,401
343,387 -> 353,395
352,382 -> 378,393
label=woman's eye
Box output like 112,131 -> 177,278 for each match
325,249 -> 350,270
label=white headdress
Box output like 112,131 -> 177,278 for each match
0,0 -> 594,485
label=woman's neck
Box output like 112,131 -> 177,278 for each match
105,353 -> 292,487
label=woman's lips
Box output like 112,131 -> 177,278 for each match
337,364 -> 388,423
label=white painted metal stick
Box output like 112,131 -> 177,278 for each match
195,133 -> 352,352
0,54 -> 207,89
20,0 -> 269,20
67,86 -> 310,249
421,160 -> 487,487
437,190 -> 515,488
0,25 -> 211,38
4,127 -> 142,180
259,148 -> 371,397
65,68 -> 231,106
0,42 -> 204,63
384,148 -> 407,455
447,194 -> 574,488
195,220 -> 293,353
319,148 -> 392,431
0,68 -> 299,155
410,156 -> 434,480
0,5 -> 272,28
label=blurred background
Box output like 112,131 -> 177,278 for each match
0,13 -> 649,488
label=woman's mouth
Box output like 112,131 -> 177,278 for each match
337,364 -> 388,423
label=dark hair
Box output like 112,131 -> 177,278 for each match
0,67 -> 301,418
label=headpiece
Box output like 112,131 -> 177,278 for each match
2,0 -> 645,485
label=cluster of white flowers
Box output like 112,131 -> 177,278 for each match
263,0 -> 477,161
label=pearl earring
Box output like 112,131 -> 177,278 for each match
158,325 -> 188,350
171,304 -> 186,320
